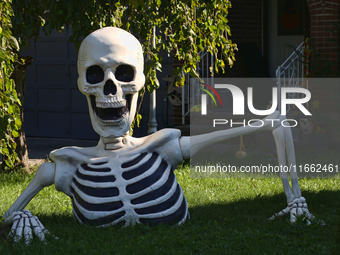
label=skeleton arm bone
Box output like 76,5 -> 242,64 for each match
180,111 -> 284,159
3,162 -> 55,225
177,109 -> 315,224
269,126 -> 314,223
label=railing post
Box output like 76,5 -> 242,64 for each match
276,66 -> 281,113
182,81 -> 185,125
276,42 -> 305,115
147,26 -> 158,134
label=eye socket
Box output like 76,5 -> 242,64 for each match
86,65 -> 104,84
115,65 -> 134,82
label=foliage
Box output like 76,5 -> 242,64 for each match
0,0 -> 22,169
11,0 -> 237,92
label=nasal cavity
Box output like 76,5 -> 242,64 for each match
103,80 -> 117,95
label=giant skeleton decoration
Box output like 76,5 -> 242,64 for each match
4,27 -> 315,244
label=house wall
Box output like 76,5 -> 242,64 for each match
306,0 -> 340,142
218,0 -> 265,78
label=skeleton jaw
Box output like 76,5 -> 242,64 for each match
90,95 -> 132,126
87,93 -> 135,138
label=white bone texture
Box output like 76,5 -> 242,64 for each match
4,27 -> 316,245
268,126 -> 315,223
269,197 -> 314,224
8,210 -> 49,245
49,129 -> 189,227
77,27 -> 145,138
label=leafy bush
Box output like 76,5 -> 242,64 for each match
0,0 -> 22,169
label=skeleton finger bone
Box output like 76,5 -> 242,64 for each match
35,217 -> 50,235
24,218 -> 33,245
14,217 -> 24,242
8,210 -> 52,245
269,197 -> 315,224
30,217 -> 47,243
9,218 -> 19,238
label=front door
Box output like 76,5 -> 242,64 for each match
268,0 -> 306,77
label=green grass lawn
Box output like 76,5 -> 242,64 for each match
0,157 -> 339,255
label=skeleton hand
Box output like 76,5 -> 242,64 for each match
8,209 -> 51,245
269,197 -> 315,224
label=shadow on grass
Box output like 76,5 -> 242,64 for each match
187,189 -> 340,253
1,190 -> 339,255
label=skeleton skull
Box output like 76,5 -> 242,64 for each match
77,27 -> 145,138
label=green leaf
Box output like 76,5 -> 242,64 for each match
11,130 -> 20,137
40,16 -> 46,26
7,104 -> 13,114
5,158 -> 14,169
155,61 -> 162,72
220,16 -> 228,23
2,145 -> 9,156
15,117 -> 22,128
136,114 -> 142,128
210,25 -> 217,31
190,68 -> 199,78
154,77 -> 160,89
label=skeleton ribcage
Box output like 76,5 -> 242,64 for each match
70,152 -> 188,227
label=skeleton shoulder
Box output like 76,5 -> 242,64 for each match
50,146 -> 92,163
147,128 -> 181,142
49,147 -> 92,196
138,128 -> 183,168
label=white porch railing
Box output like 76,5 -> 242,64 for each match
181,50 -> 214,124
276,42 -> 307,113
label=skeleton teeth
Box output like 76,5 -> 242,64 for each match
96,112 -> 128,126
97,100 -> 126,109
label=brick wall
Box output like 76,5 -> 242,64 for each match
227,0 -> 263,47
306,0 -> 340,110
307,0 -> 340,62
306,0 -> 340,142
219,0 -> 264,77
